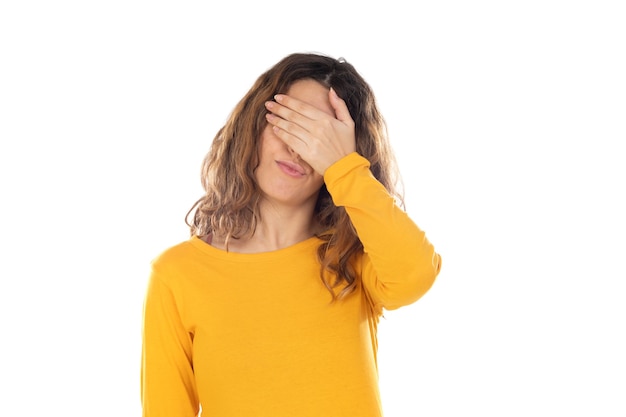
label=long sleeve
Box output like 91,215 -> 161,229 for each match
324,152 -> 442,312
141,267 -> 199,417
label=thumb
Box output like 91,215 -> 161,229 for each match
329,88 -> 353,124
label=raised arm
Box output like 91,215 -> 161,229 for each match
324,153 -> 442,311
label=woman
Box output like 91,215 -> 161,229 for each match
141,52 -> 442,416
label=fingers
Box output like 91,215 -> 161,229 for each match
263,88 -> 357,175
265,94 -> 329,123
264,111 -> 308,149
264,100 -> 311,136
268,89 -> 352,123
264,101 -> 313,152
329,88 -> 353,124
264,89 -> 354,135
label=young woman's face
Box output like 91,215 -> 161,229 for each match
255,79 -> 333,210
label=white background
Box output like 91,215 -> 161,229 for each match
1,1 -> 624,416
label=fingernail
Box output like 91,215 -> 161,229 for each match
265,101 -> 274,109
274,94 -> 283,103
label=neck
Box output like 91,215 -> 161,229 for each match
210,199 -> 319,253
253,198 -> 319,250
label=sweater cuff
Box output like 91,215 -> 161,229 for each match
323,152 -> 370,184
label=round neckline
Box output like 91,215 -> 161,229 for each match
188,235 -> 321,262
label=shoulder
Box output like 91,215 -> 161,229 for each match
149,237 -> 200,284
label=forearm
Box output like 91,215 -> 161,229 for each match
324,153 -> 442,310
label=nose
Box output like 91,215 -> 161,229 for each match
288,146 -> 302,161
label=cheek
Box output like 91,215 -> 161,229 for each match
258,142 -> 280,171
257,131 -> 273,164
312,173 -> 325,189
260,125 -> 283,147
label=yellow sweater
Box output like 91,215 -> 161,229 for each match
141,153 -> 442,417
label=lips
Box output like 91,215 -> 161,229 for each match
276,160 -> 306,177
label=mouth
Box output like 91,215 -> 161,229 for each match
276,160 -> 306,177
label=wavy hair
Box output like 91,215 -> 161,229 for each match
186,52 -> 403,300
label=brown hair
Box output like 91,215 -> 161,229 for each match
186,52 -> 403,300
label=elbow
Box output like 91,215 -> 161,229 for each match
408,254 -> 441,302
419,251 -> 442,295
384,252 -> 442,310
